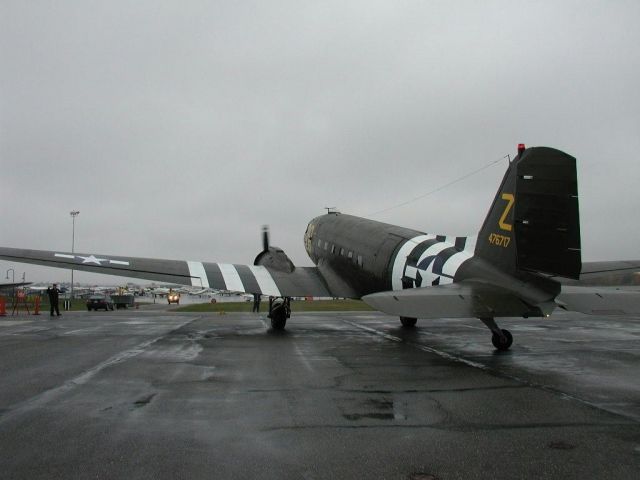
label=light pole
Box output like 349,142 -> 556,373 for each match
5,268 -> 15,299
70,211 -> 80,303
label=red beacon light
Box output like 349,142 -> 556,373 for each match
517,143 -> 526,157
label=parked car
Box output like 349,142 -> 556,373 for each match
86,294 -> 114,311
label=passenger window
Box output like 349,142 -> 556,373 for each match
348,251 -> 353,259
357,255 -> 363,267
340,248 -> 345,256
331,245 -> 335,254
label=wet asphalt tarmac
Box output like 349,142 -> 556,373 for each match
0,306 -> 639,479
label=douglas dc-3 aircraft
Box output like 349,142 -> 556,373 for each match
2,145 -> 640,350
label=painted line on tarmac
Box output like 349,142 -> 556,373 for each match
293,341 -> 315,373
0,316 -> 201,426
458,323 -> 485,330
340,318 -> 640,424
340,319 -> 489,370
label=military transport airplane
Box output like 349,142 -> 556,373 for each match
2,145 -> 640,350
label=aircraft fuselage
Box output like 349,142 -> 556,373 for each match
304,213 -> 477,299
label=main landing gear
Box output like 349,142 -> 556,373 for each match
400,316 -> 417,328
268,297 -> 291,330
480,317 -> 513,351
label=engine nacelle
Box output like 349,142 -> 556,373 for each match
254,246 -> 295,273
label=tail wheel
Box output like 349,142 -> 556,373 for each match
400,317 -> 417,328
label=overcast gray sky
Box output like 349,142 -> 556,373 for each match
2,1 -> 639,285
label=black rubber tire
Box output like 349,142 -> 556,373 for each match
270,316 -> 287,330
400,317 -> 417,328
491,329 -> 513,351
268,298 -> 289,330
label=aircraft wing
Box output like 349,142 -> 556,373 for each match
0,247 -> 331,298
361,281 -> 556,319
0,282 -> 31,290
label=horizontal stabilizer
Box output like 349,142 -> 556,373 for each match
362,281 -> 555,319
569,260 -> 640,285
557,286 -> 640,315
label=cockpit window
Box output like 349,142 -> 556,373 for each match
304,220 -> 316,256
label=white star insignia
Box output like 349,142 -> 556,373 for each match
77,255 -> 108,265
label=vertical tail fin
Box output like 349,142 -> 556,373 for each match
476,146 -> 581,279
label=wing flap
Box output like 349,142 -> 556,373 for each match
0,247 -> 331,297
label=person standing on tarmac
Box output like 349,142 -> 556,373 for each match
47,283 -> 61,317
252,293 -> 261,313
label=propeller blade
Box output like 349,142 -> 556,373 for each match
262,225 -> 270,252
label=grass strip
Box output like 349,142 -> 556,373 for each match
175,299 -> 373,313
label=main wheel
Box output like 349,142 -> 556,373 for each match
270,316 -> 287,330
400,317 -> 417,328
491,329 -> 513,351
268,298 -> 290,330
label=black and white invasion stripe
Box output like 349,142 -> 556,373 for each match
392,235 -> 476,290
186,261 -> 281,296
